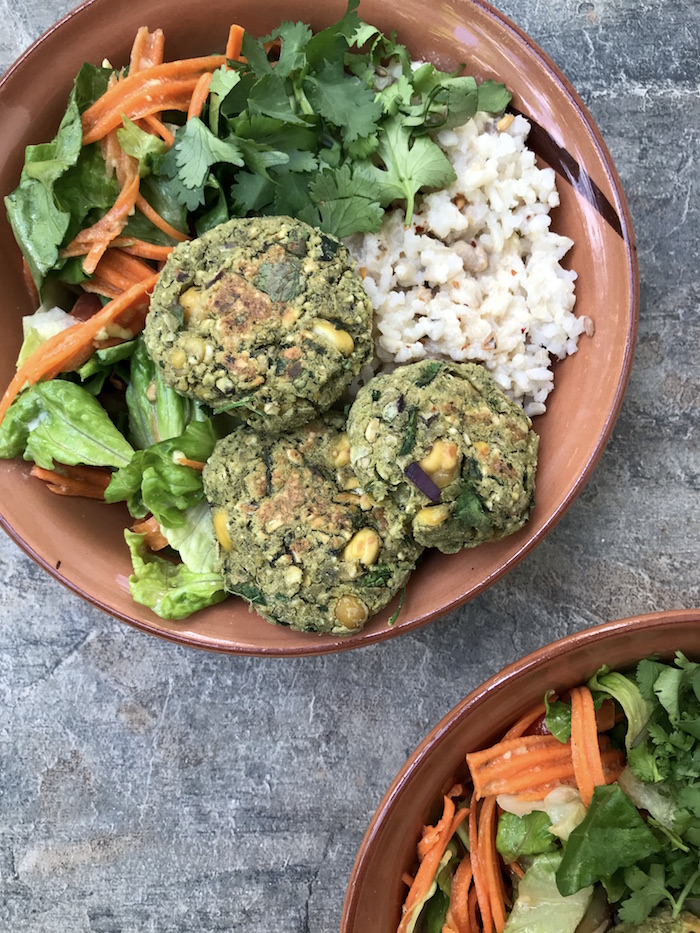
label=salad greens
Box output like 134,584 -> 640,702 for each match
1,1 -> 512,621
6,0 -> 511,298
406,654 -> 700,932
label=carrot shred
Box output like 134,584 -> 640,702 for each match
467,886 -> 479,933
22,258 -> 40,309
188,71 -> 213,120
502,700 -> 548,740
478,798 -> 506,933
135,193 -> 190,242
468,799 -> 492,933
81,56 -> 226,144
397,796 -> 456,933
109,238 -> 175,261
141,113 -> 176,146
0,273 -> 158,425
129,26 -> 165,74
571,686 -> 607,806
448,854 -> 473,933
131,515 -> 169,551
226,24 -> 245,62
30,464 -> 111,499
63,165 -> 140,274
174,455 -> 206,472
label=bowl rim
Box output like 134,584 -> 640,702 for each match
340,607 -> 700,929
0,0 -> 640,656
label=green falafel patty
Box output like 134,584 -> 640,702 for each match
202,413 -> 422,635
144,217 -> 373,432
347,361 -> 538,553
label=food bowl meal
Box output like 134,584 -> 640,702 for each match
341,609 -> 700,932
0,0 -> 638,655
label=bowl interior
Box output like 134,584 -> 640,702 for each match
341,610 -> 700,931
0,0 -> 637,655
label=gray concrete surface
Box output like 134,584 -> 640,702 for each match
1,0 -> 699,930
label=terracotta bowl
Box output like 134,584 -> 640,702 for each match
341,608 -> 700,931
0,0 -> 638,655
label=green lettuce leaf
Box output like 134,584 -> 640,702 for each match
0,380 -> 133,469
105,419 -> 217,524
556,784 -> 662,896
124,530 -> 226,620
160,500 -> 219,574
504,852 -> 593,933
4,63 -> 114,291
496,811 -> 558,863
126,338 -> 207,449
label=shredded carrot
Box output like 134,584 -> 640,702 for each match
30,464 -> 111,499
81,56 -> 226,144
129,26 -> 165,74
188,71 -> 213,120
107,238 -> 175,261
141,113 -> 176,146
226,24 -> 245,62
173,455 -> 206,472
508,861 -> 525,880
135,193 -> 190,242
467,886 -> 479,932
448,855 -> 473,933
467,734 -> 572,799
571,686 -> 607,806
0,273 -> 158,425
502,700 -> 548,740
419,797 -> 459,859
63,165 -> 140,274
478,798 -> 506,933
131,515 -> 169,551
401,872 -> 414,888
468,799 -> 492,933
397,796 -> 456,933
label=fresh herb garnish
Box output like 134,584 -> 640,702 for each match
158,0 -> 510,238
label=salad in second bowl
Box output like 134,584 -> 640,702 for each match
0,1 -> 590,635
396,652 -> 700,932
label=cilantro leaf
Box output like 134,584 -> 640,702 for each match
616,864 -> 674,925
305,164 -> 383,238
356,118 -> 456,223
248,73 -> 310,124
304,60 -> 383,144
160,118 -> 245,209
264,20 -> 312,77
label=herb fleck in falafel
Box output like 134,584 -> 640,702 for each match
347,361 -> 538,553
202,412 -> 422,635
144,216 -> 373,433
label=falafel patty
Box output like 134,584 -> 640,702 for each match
347,361 -> 538,553
202,412 -> 423,635
144,217 -> 373,433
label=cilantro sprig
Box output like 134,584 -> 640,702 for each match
157,0 -> 511,237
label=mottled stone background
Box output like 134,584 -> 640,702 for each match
1,0 -> 698,930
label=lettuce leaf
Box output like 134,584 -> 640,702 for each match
160,500 -> 218,574
124,530 -> 226,620
4,63 -> 115,291
556,784 -> 662,896
126,338 -> 207,449
105,419 -> 217,523
0,380 -> 134,469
